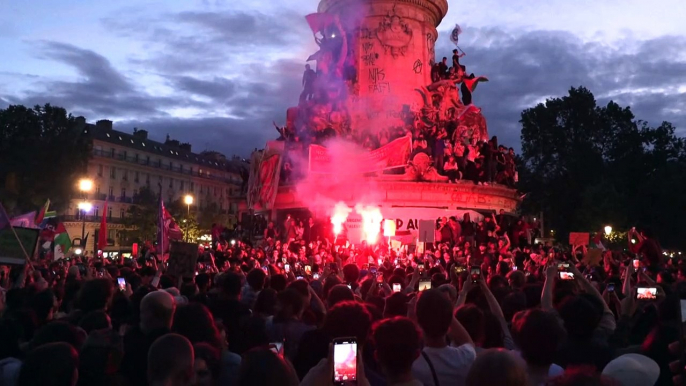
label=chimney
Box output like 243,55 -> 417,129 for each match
96,119 -> 113,130
165,139 -> 180,148
179,143 -> 192,152
132,129 -> 148,140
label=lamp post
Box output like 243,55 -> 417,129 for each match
184,194 -> 194,242
78,178 -> 93,250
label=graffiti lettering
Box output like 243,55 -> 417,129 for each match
368,68 -> 386,83
426,33 -> 435,60
368,82 -> 391,94
413,59 -> 422,74
362,42 -> 374,54
360,27 -> 374,40
362,53 -> 378,66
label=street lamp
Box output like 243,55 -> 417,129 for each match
184,194 -> 193,242
604,225 -> 613,236
77,178 -> 93,251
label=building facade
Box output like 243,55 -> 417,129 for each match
64,119 -> 246,255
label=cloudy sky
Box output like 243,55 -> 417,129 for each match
1,0 -> 685,156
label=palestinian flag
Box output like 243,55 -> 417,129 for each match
590,232 -> 605,251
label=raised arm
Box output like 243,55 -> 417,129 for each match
541,263 -> 557,311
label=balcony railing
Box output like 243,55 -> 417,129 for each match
61,215 -> 128,224
93,149 -> 241,184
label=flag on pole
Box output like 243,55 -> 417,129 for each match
158,198 -> 167,256
53,222 -> 72,256
10,211 -> 37,228
35,199 -> 50,225
98,200 -> 108,251
157,198 -> 183,256
0,203 -> 10,230
0,202 -> 32,263
450,24 -> 462,45
591,232 -> 606,251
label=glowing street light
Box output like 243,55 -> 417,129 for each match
184,194 -> 194,206
604,226 -> 613,236
79,178 -> 93,193
78,202 -> 93,212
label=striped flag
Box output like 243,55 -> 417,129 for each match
10,211 -> 37,228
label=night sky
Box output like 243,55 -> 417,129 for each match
1,0 -> 685,157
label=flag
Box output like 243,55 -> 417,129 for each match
0,202 -> 33,263
591,232 -> 606,251
98,200 -> 108,250
450,24 -> 462,45
53,222 -> 72,255
35,199 -> 50,225
157,198 -> 183,255
10,211 -> 37,228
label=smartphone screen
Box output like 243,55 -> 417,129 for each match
419,280 -> 431,291
636,287 -> 657,300
607,283 -> 615,292
418,264 -> 424,272
633,259 -> 640,269
313,273 -> 320,280
284,264 -> 290,273
392,283 -> 401,292
558,272 -> 575,280
333,338 -> 357,385
269,342 -> 283,355
305,265 -> 312,275
512,265 -> 518,271
557,263 -> 570,271
117,277 -> 126,291
470,266 -> 481,283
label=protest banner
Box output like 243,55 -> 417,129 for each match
166,242 -> 199,278
308,134 -> 412,174
569,232 -> 590,246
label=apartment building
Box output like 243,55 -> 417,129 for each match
64,119 -> 246,255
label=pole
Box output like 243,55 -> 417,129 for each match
185,203 -> 190,242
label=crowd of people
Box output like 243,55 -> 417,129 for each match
0,211 -> 680,386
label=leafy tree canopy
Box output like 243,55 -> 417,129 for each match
518,87 -> 686,249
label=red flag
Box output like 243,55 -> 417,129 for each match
98,200 -> 108,250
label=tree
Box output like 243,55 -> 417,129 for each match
518,87 -> 686,248
120,186 -> 158,244
0,104 -> 91,214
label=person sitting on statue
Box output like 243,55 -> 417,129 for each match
438,57 -> 449,79
300,64 -> 317,102
444,155 -> 461,183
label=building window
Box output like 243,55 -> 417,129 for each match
169,178 -> 173,188
190,182 -> 194,192
180,181 -> 185,191
135,154 -> 139,163
146,156 -> 150,165
146,173 -> 150,183
94,206 -> 100,218
200,185 -> 203,194
108,186 -> 114,197
97,164 -> 103,177
108,205 -> 113,219
110,148 -> 115,157
122,169 -> 128,181
133,188 -> 138,197
108,229 -> 115,239
120,208 -> 125,218
134,171 -> 139,183
158,159 -> 162,167
95,185 -> 100,195
110,167 -> 116,179
122,150 -> 127,160
214,187 -> 218,196
170,161 -> 173,170
121,188 -> 126,198
190,167 -> 193,175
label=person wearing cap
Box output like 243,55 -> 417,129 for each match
601,353 -> 659,386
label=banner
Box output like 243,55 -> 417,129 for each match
258,154 -> 282,210
569,232 -> 590,246
167,242 -> 199,278
309,134 -> 412,174
0,227 -> 39,265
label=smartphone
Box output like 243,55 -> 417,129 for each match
419,280 -> 431,291
418,264 -> 424,272
470,266 -> 481,283
333,337 -> 357,385
376,273 -> 384,283
607,283 -> 615,292
392,283 -> 401,293
558,271 -> 575,280
633,259 -> 640,269
261,266 -> 269,274
282,258 -> 287,264
296,276 -> 304,280
512,265 -> 518,271
117,277 -> 126,291
369,266 -> 377,275
305,265 -> 312,275
557,263 -> 570,271
636,287 -> 657,300
313,273 -> 320,280
284,264 -> 290,273
453,265 -> 465,274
